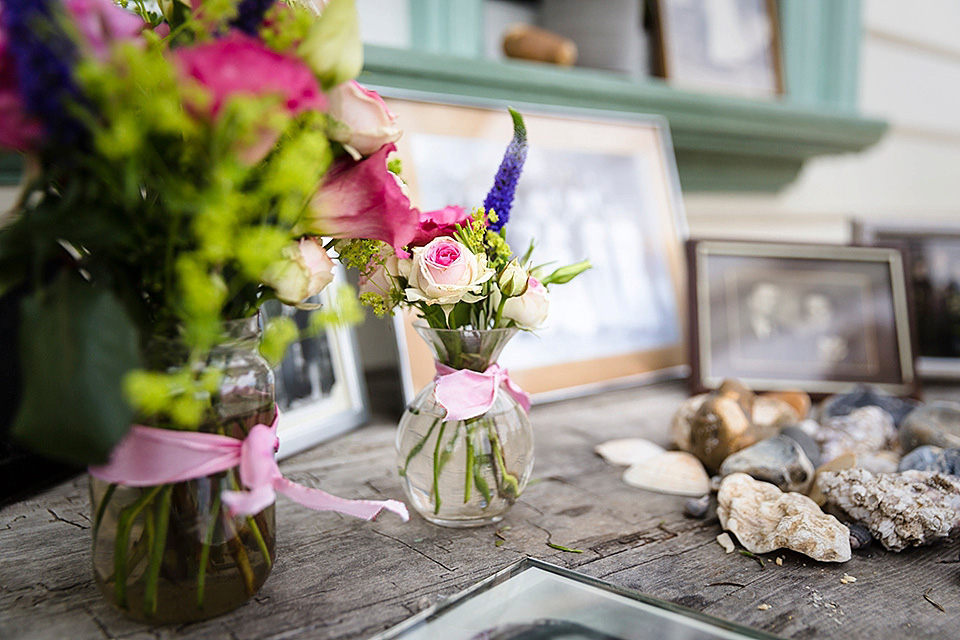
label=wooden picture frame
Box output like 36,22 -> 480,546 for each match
653,0 -> 784,98
687,240 -> 917,397
384,96 -> 689,404
261,272 -> 369,460
854,220 -> 960,379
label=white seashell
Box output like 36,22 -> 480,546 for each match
595,438 -> 665,467
622,451 -> 710,496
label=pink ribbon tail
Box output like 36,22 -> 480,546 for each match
90,408 -> 409,522
434,363 -> 531,422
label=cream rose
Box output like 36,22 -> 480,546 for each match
261,237 -> 335,305
502,276 -> 549,329
327,81 -> 402,157
404,237 -> 494,307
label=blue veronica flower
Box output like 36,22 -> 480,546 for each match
483,108 -> 527,232
231,0 -> 276,36
2,0 -> 90,151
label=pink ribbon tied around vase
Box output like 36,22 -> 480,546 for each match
89,408 -> 409,522
434,363 -> 532,422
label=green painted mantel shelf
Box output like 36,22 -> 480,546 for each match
360,44 -> 887,193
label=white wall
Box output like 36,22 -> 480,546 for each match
684,0 -> 960,243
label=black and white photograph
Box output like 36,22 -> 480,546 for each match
654,0 -> 783,98
855,221 -> 960,378
688,240 -> 917,396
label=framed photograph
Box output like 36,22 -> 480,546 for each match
385,97 -> 689,403
854,220 -> 960,379
653,0 -> 784,98
687,240 -> 917,397
261,274 -> 369,460
371,558 -> 781,640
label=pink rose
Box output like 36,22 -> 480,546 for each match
261,237 -> 335,305
65,0 -> 145,60
502,276 -> 549,329
410,205 -> 468,247
174,32 -> 327,118
327,81 -> 401,156
0,35 -> 42,151
301,143 -> 419,249
403,237 -> 494,307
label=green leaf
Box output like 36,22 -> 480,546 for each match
11,272 -> 141,465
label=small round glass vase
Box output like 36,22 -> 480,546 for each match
89,317 -> 276,623
396,323 -> 534,527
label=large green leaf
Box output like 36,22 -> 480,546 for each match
11,272 -> 141,465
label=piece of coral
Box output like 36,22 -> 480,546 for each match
817,468 -> 960,551
717,473 -> 851,562
814,406 -> 898,464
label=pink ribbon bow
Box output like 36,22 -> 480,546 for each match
434,363 -> 532,422
89,410 -> 409,521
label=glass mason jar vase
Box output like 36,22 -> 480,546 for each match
396,324 -> 534,527
90,316 -> 277,622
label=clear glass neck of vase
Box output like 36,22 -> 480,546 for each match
414,322 -> 519,372
145,315 -> 262,371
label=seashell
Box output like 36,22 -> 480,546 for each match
815,406 -> 897,464
807,453 -> 858,505
846,523 -> 872,550
622,451 -> 711,497
717,473 -> 851,562
595,438 -> 665,467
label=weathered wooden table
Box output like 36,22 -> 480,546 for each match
3,381 -> 959,639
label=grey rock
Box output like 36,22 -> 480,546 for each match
719,435 -> 816,493
900,401 -> 960,452
846,522 -> 873,550
817,468 -> 960,551
936,448 -> 960,476
815,406 -> 898,464
683,494 -> 712,519
898,445 -> 943,472
781,425 -> 822,467
819,384 -> 920,427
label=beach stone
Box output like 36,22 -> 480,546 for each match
898,445 -> 943,472
781,425 -> 822,467
819,384 -> 920,427
688,395 -> 759,473
815,406 -> 898,464
936,448 -> 960,476
717,473 -> 851,562
717,378 -> 755,415
761,390 -> 811,419
856,450 -> 901,475
670,393 -> 707,451
719,435 -> 816,493
751,396 -> 799,438
818,468 -> 960,551
899,401 -> 960,452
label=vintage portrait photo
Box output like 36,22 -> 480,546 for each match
689,241 -> 916,396
654,0 -> 783,97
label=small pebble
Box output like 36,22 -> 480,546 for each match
684,494 -> 711,519
840,574 -> 857,584
757,603 -> 771,610
716,532 -> 735,554
775,557 -> 783,566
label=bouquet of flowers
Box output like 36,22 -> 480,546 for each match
339,108 -> 590,524
0,0 -> 412,620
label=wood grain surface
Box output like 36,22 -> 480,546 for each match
2,381 -> 959,639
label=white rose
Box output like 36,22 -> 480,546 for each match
261,237 -> 335,305
502,276 -> 549,329
327,81 -> 402,157
404,237 -> 494,307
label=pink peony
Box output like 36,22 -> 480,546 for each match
409,205 -> 468,247
301,143 -> 419,249
0,34 -> 42,151
65,0 -> 146,60
174,32 -> 327,118
327,81 -> 401,156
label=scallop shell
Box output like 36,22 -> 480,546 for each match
622,451 -> 711,496
595,438 -> 665,467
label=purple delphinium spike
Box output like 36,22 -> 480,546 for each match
2,0 -> 90,151
483,108 -> 527,232
231,0 -> 276,36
